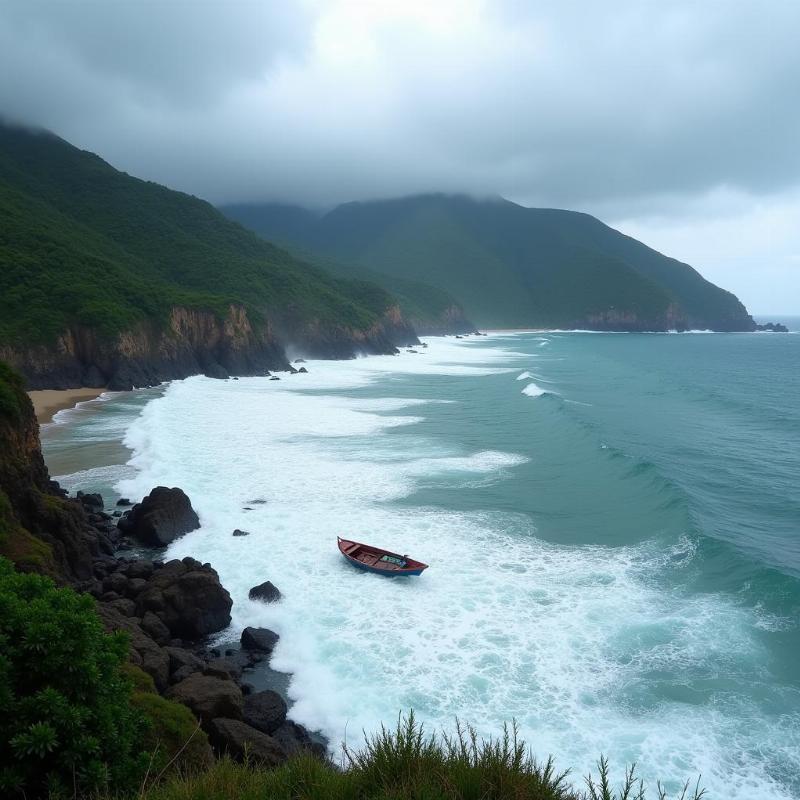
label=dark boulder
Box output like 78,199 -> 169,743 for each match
166,673 -> 243,722
242,690 -> 287,735
124,559 -> 155,580
204,657 -> 243,681
77,491 -> 104,511
298,367 -> 308,373
164,646 -> 205,677
272,721 -> 327,759
116,497 -> 132,506
248,580 -> 282,603
97,604 -> 170,691
240,627 -> 279,654
232,528 -> 250,537
141,611 -> 171,645
126,486 -> 200,547
207,718 -> 286,766
135,558 -> 232,639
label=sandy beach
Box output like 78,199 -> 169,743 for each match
28,388 -> 104,424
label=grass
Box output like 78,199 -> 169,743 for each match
126,712 -> 704,800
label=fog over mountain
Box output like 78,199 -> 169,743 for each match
1,1 -> 798,312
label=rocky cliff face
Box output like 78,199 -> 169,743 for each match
1,303 -> 419,390
0,365 -> 101,579
409,304 -> 476,336
580,304 -> 688,332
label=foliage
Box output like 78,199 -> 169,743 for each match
223,194 -> 754,330
121,712 -> 703,800
132,692 -> 214,779
0,557 -> 147,797
0,123 -> 397,349
0,361 -> 25,422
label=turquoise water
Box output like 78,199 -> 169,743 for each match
42,328 -> 800,798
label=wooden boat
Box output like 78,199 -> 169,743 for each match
337,536 -> 428,577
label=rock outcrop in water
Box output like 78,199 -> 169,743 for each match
122,486 -> 201,547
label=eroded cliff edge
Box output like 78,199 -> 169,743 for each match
1,303 -> 418,391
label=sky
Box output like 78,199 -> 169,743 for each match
1,1 -> 798,314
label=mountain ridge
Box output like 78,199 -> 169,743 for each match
222,193 -> 755,332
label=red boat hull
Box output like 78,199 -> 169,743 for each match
337,537 -> 428,577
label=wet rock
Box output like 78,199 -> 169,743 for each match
77,491 -> 104,511
135,558 -> 232,639
164,646 -> 205,677
207,718 -> 286,766
272,721 -> 327,759
205,657 -> 243,681
166,673 -> 243,721
141,611 -> 171,645
298,367 -> 308,373
240,627 -> 279,654
248,580 -> 281,603
242,690 -> 287,735
269,376 -> 280,381
232,528 -> 250,537
117,497 -> 132,506
124,559 -> 155,580
126,486 -> 200,547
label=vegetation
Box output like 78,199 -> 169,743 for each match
122,713 -> 704,800
0,123 -> 400,350
222,194 -> 755,331
0,557 -> 147,797
221,202 -> 469,331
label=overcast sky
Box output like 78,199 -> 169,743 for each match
1,1 -> 798,314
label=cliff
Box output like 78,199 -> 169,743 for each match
0,303 -> 416,391
0,362 -> 102,579
0,122 -> 419,390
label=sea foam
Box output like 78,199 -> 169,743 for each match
112,336 -> 798,800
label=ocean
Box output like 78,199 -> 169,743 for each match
41,326 -> 800,799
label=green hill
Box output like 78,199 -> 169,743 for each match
0,123 -> 419,388
222,202 -> 474,334
222,194 -> 755,331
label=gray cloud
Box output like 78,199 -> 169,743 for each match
1,0 -> 799,311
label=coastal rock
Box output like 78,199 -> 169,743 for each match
125,486 -> 200,547
272,721 -> 327,759
77,491 -> 104,511
140,610 -> 171,645
232,528 -> 250,537
298,367 -> 308,373
242,690 -> 287,735
207,718 -> 286,766
240,626 -> 279,654
205,657 -> 243,681
124,559 -> 155,580
135,557 -> 233,639
166,673 -> 243,722
164,646 -> 205,677
97,603 -> 170,691
248,580 -> 282,603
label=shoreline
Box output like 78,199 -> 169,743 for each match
28,387 -> 104,424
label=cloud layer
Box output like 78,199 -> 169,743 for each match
1,0 -> 798,312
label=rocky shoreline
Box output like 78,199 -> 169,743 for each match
50,483 -> 327,766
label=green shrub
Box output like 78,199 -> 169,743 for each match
132,692 -> 214,779
0,557 -> 147,797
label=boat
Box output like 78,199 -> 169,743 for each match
337,536 -> 428,577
